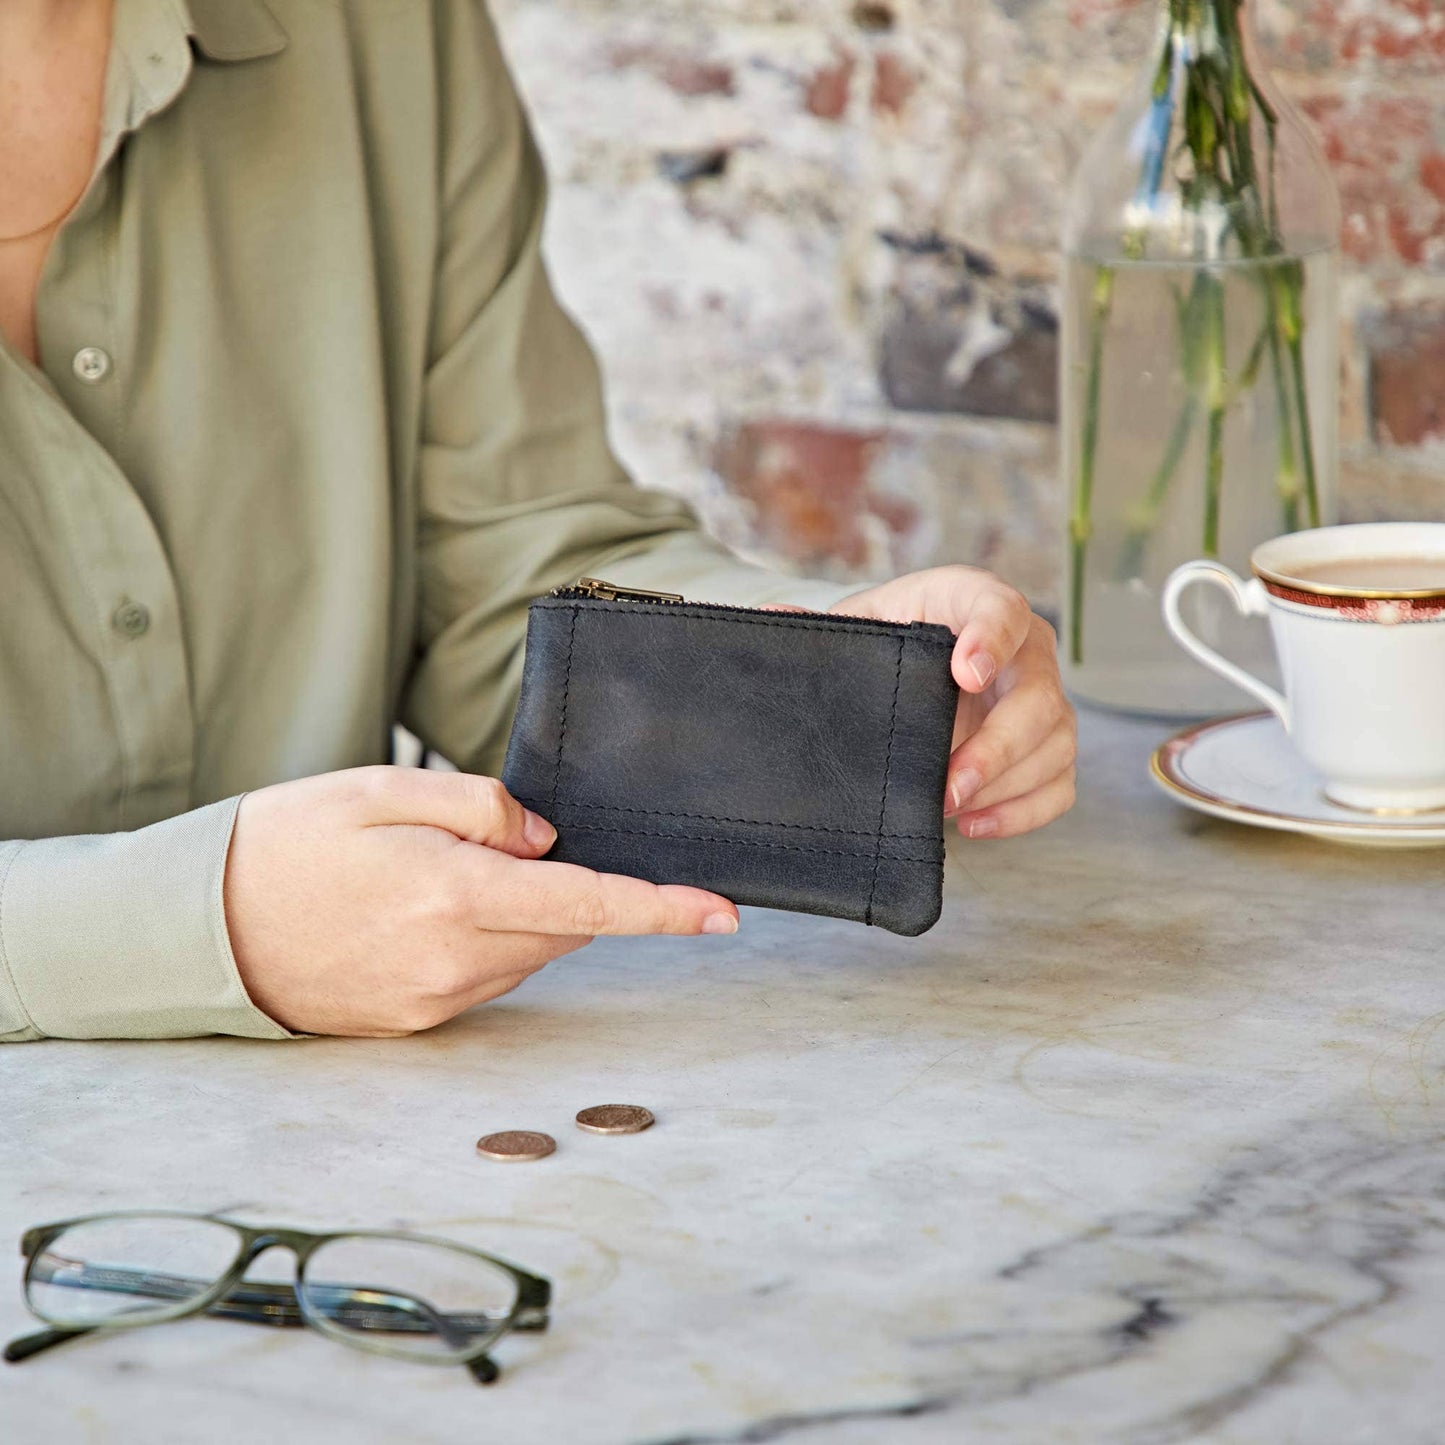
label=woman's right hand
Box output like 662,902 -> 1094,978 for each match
222,767 -> 739,1036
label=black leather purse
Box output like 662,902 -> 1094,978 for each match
501,579 -> 959,935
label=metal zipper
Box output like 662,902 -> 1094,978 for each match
549,577 -> 930,630
551,577 -> 686,603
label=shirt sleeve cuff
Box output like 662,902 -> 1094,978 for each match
595,531 -> 861,614
0,797 -> 294,1041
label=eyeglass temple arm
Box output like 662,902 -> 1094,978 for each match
4,1314 -> 509,1387
214,1278 -> 547,1331
220,1279 -> 473,1353
4,1325 -> 99,1364
3,1318 -> 504,1382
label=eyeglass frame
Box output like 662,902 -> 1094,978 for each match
5,1210 -> 552,1385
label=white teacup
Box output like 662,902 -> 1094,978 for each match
1163,522 -> 1445,815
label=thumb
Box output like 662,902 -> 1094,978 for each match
353,768 -> 557,858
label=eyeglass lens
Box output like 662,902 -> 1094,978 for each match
26,1215 -> 241,1327
298,1234 -> 520,1359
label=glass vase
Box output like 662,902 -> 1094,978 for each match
1059,0 -> 1341,716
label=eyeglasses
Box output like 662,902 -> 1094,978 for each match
4,1211 -> 550,1385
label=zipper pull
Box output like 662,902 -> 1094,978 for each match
556,577 -> 686,603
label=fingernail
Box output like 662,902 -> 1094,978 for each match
702,912 -> 739,935
947,768 -> 983,815
968,651 -> 996,689
967,815 -> 999,839
523,809 -> 557,850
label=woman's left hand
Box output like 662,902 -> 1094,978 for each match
831,566 -> 1076,840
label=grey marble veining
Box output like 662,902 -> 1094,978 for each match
3,710 -> 1443,1444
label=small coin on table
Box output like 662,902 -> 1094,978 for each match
575,1104 -> 655,1135
476,1130 -> 556,1161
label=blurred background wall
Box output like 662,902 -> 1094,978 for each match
489,0 -> 1445,610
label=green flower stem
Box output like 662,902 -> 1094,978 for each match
1264,302 -> 1302,532
1232,315 -> 1270,400
1214,11 -> 1314,532
1070,264 -> 1113,666
1286,301 -> 1322,529
1119,396 -> 1198,582
1202,271 -> 1227,557
1212,0 -> 1320,534
1251,80 -> 1281,235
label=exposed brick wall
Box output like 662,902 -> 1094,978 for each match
490,0 -> 1445,609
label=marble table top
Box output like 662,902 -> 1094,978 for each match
4,709 -> 1443,1445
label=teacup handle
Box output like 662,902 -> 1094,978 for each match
1162,561 -> 1290,728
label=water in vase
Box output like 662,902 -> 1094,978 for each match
1061,246 -> 1339,717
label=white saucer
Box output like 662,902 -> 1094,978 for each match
1150,712 -> 1445,848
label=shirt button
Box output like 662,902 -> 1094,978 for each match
112,601 -> 151,638
73,347 -> 112,383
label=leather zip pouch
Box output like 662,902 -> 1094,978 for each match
501,579 -> 959,936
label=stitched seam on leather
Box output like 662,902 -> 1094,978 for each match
556,822 -> 939,864
549,606 -> 580,813
524,798 -> 935,841
536,600 -> 953,645
864,635 -> 905,926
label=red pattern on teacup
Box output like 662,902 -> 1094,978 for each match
1262,579 -> 1445,624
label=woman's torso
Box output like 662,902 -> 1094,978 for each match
0,0 -> 452,839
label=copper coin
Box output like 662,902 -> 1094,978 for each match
476,1130 -> 556,1162
575,1105 -> 655,1135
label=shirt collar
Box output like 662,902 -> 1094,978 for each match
183,0 -> 287,62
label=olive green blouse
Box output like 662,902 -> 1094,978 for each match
0,0 -> 847,1043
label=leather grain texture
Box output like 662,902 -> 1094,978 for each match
501,597 -> 959,935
